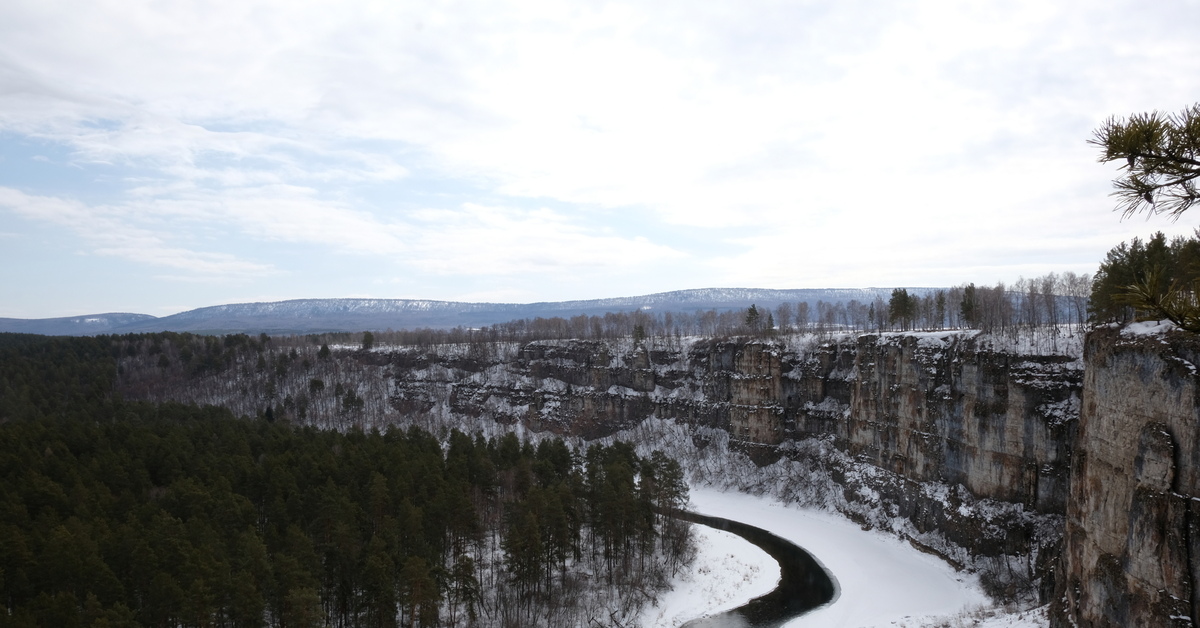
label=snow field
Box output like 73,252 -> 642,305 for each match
636,524 -> 780,628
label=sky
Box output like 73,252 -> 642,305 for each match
2,0 -> 1200,318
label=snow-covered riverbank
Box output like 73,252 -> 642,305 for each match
636,521 -> 779,627
647,488 -> 1049,627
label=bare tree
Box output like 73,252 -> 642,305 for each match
794,302 -> 810,333
1061,271 -> 1091,334
775,302 -> 793,333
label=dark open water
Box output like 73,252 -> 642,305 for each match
673,510 -> 837,628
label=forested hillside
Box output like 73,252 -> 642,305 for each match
0,334 -> 692,628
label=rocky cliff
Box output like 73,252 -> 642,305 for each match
1052,324 -> 1200,628
794,334 -> 1079,513
392,334 -> 1080,507
381,331 -> 1082,597
117,324 -> 1200,620
117,329 -> 1084,602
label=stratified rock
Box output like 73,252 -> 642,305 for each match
1052,326 -> 1200,628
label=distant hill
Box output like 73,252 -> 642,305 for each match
1,287 -> 936,336
0,313 -> 158,336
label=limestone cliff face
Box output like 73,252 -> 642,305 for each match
400,328 -> 1200,622
120,328 -> 1084,599
1053,326 -> 1200,628
392,334 -> 1081,517
384,333 -> 1082,597
126,324 -> 1200,618
830,334 -> 1079,513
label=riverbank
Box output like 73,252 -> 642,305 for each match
636,521 -> 780,627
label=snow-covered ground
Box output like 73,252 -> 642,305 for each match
637,523 -> 779,628
647,488 -> 1049,628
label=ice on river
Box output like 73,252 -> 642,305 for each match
644,487 -> 1042,627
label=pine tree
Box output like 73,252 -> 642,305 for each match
961,284 -> 980,329
744,304 -> 761,333
1091,103 -> 1200,219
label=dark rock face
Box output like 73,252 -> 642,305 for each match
1052,327 -> 1200,628
393,336 -> 1081,503
391,334 -> 1082,542
833,334 -> 1080,514
124,325 -> 1200,621
122,328 -> 1095,604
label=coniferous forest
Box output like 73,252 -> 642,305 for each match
0,333 -> 693,628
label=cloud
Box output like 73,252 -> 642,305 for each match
404,202 -> 685,275
0,187 -> 274,277
2,0 -> 1200,315
123,185 -> 413,256
5,0 -> 1197,229
0,183 -> 686,285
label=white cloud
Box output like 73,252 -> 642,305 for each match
405,203 -> 685,275
5,0 -> 1196,225
0,187 -> 275,276
0,184 -> 684,285
124,185 -> 412,256
2,0 -> 1200,314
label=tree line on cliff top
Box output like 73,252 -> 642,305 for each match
291,271 -> 1092,351
1090,103 -> 1200,331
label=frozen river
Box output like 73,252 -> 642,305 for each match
642,488 -> 996,628
676,508 -> 834,627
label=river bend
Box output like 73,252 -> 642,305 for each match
674,510 -> 837,628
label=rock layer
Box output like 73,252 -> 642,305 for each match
388,332 -> 1081,581
394,334 -> 1081,509
1052,326 -> 1200,627
123,325 -> 1200,622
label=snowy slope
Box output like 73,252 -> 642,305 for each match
637,524 -> 780,627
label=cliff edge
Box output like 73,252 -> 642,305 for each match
1053,323 -> 1200,627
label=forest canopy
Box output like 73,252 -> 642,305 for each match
1089,231 -> 1200,330
0,334 -> 692,628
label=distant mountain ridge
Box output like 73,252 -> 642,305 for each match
2,287 -> 936,336
0,313 -> 158,336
